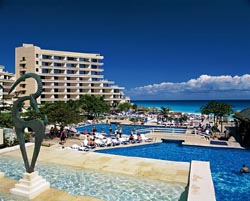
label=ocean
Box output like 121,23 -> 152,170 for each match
131,100 -> 250,114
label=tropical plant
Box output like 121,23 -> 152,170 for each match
76,95 -> 110,118
0,112 -> 13,128
39,101 -> 82,127
159,106 -> 171,121
200,101 -> 233,132
118,102 -> 132,112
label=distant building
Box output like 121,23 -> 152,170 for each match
234,108 -> 250,146
0,65 -> 15,106
15,44 -> 130,106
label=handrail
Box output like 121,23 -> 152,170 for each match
134,127 -> 187,135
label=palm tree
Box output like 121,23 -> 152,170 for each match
159,106 -> 171,121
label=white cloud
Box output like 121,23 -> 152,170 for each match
125,74 -> 250,100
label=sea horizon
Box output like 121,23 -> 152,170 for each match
131,99 -> 250,114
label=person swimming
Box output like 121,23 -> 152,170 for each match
240,164 -> 249,173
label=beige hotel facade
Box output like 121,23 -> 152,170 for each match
0,65 -> 15,106
15,44 -> 130,106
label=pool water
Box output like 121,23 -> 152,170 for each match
0,156 -> 186,201
77,123 -> 186,134
95,143 -> 250,201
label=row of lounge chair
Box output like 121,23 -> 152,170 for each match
69,133 -> 154,152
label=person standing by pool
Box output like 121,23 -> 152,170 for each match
60,128 -> 67,145
109,124 -> 112,134
119,125 -> 123,138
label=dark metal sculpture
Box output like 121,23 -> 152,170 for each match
9,73 -> 47,173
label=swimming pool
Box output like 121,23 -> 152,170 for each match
0,156 -> 186,201
77,123 -> 186,135
95,143 -> 250,201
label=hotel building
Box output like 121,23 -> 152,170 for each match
15,44 -> 130,106
0,65 -> 15,106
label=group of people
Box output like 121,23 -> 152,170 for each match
49,126 -> 68,145
129,132 -> 142,143
109,124 -> 123,138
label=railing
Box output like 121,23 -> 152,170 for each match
134,127 -> 187,135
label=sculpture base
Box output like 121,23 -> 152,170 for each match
10,171 -> 50,199
0,172 -> 4,178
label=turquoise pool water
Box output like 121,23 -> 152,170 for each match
77,123 -> 186,134
96,143 -> 250,201
0,156 -> 186,201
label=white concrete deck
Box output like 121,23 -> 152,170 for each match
188,161 -> 216,201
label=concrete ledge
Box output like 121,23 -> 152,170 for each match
0,143 -> 34,154
188,160 -> 216,201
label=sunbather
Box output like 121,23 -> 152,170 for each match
136,133 -> 142,143
129,133 -> 135,143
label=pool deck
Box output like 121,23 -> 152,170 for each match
0,131 -> 242,201
0,141 -> 190,200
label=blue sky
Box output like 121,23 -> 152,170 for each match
0,0 -> 250,100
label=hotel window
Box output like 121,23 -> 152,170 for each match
67,70 -> 74,75
67,57 -> 77,61
54,63 -> 62,67
91,59 -> 98,62
67,95 -> 71,98
42,62 -> 50,66
55,95 -> 58,98
42,69 -> 49,74
54,56 -> 64,60
36,61 -> 39,65
54,69 -> 62,74
36,54 -> 39,58
91,71 -> 98,75
91,65 -> 98,69
20,64 -> 26,68
54,89 -> 58,92
42,55 -> 51,59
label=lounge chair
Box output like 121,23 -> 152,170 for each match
71,143 -> 89,151
95,139 -> 106,147
119,137 -> 129,145
141,134 -> 153,142
104,137 -> 113,146
111,137 -> 120,146
82,139 -> 96,149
